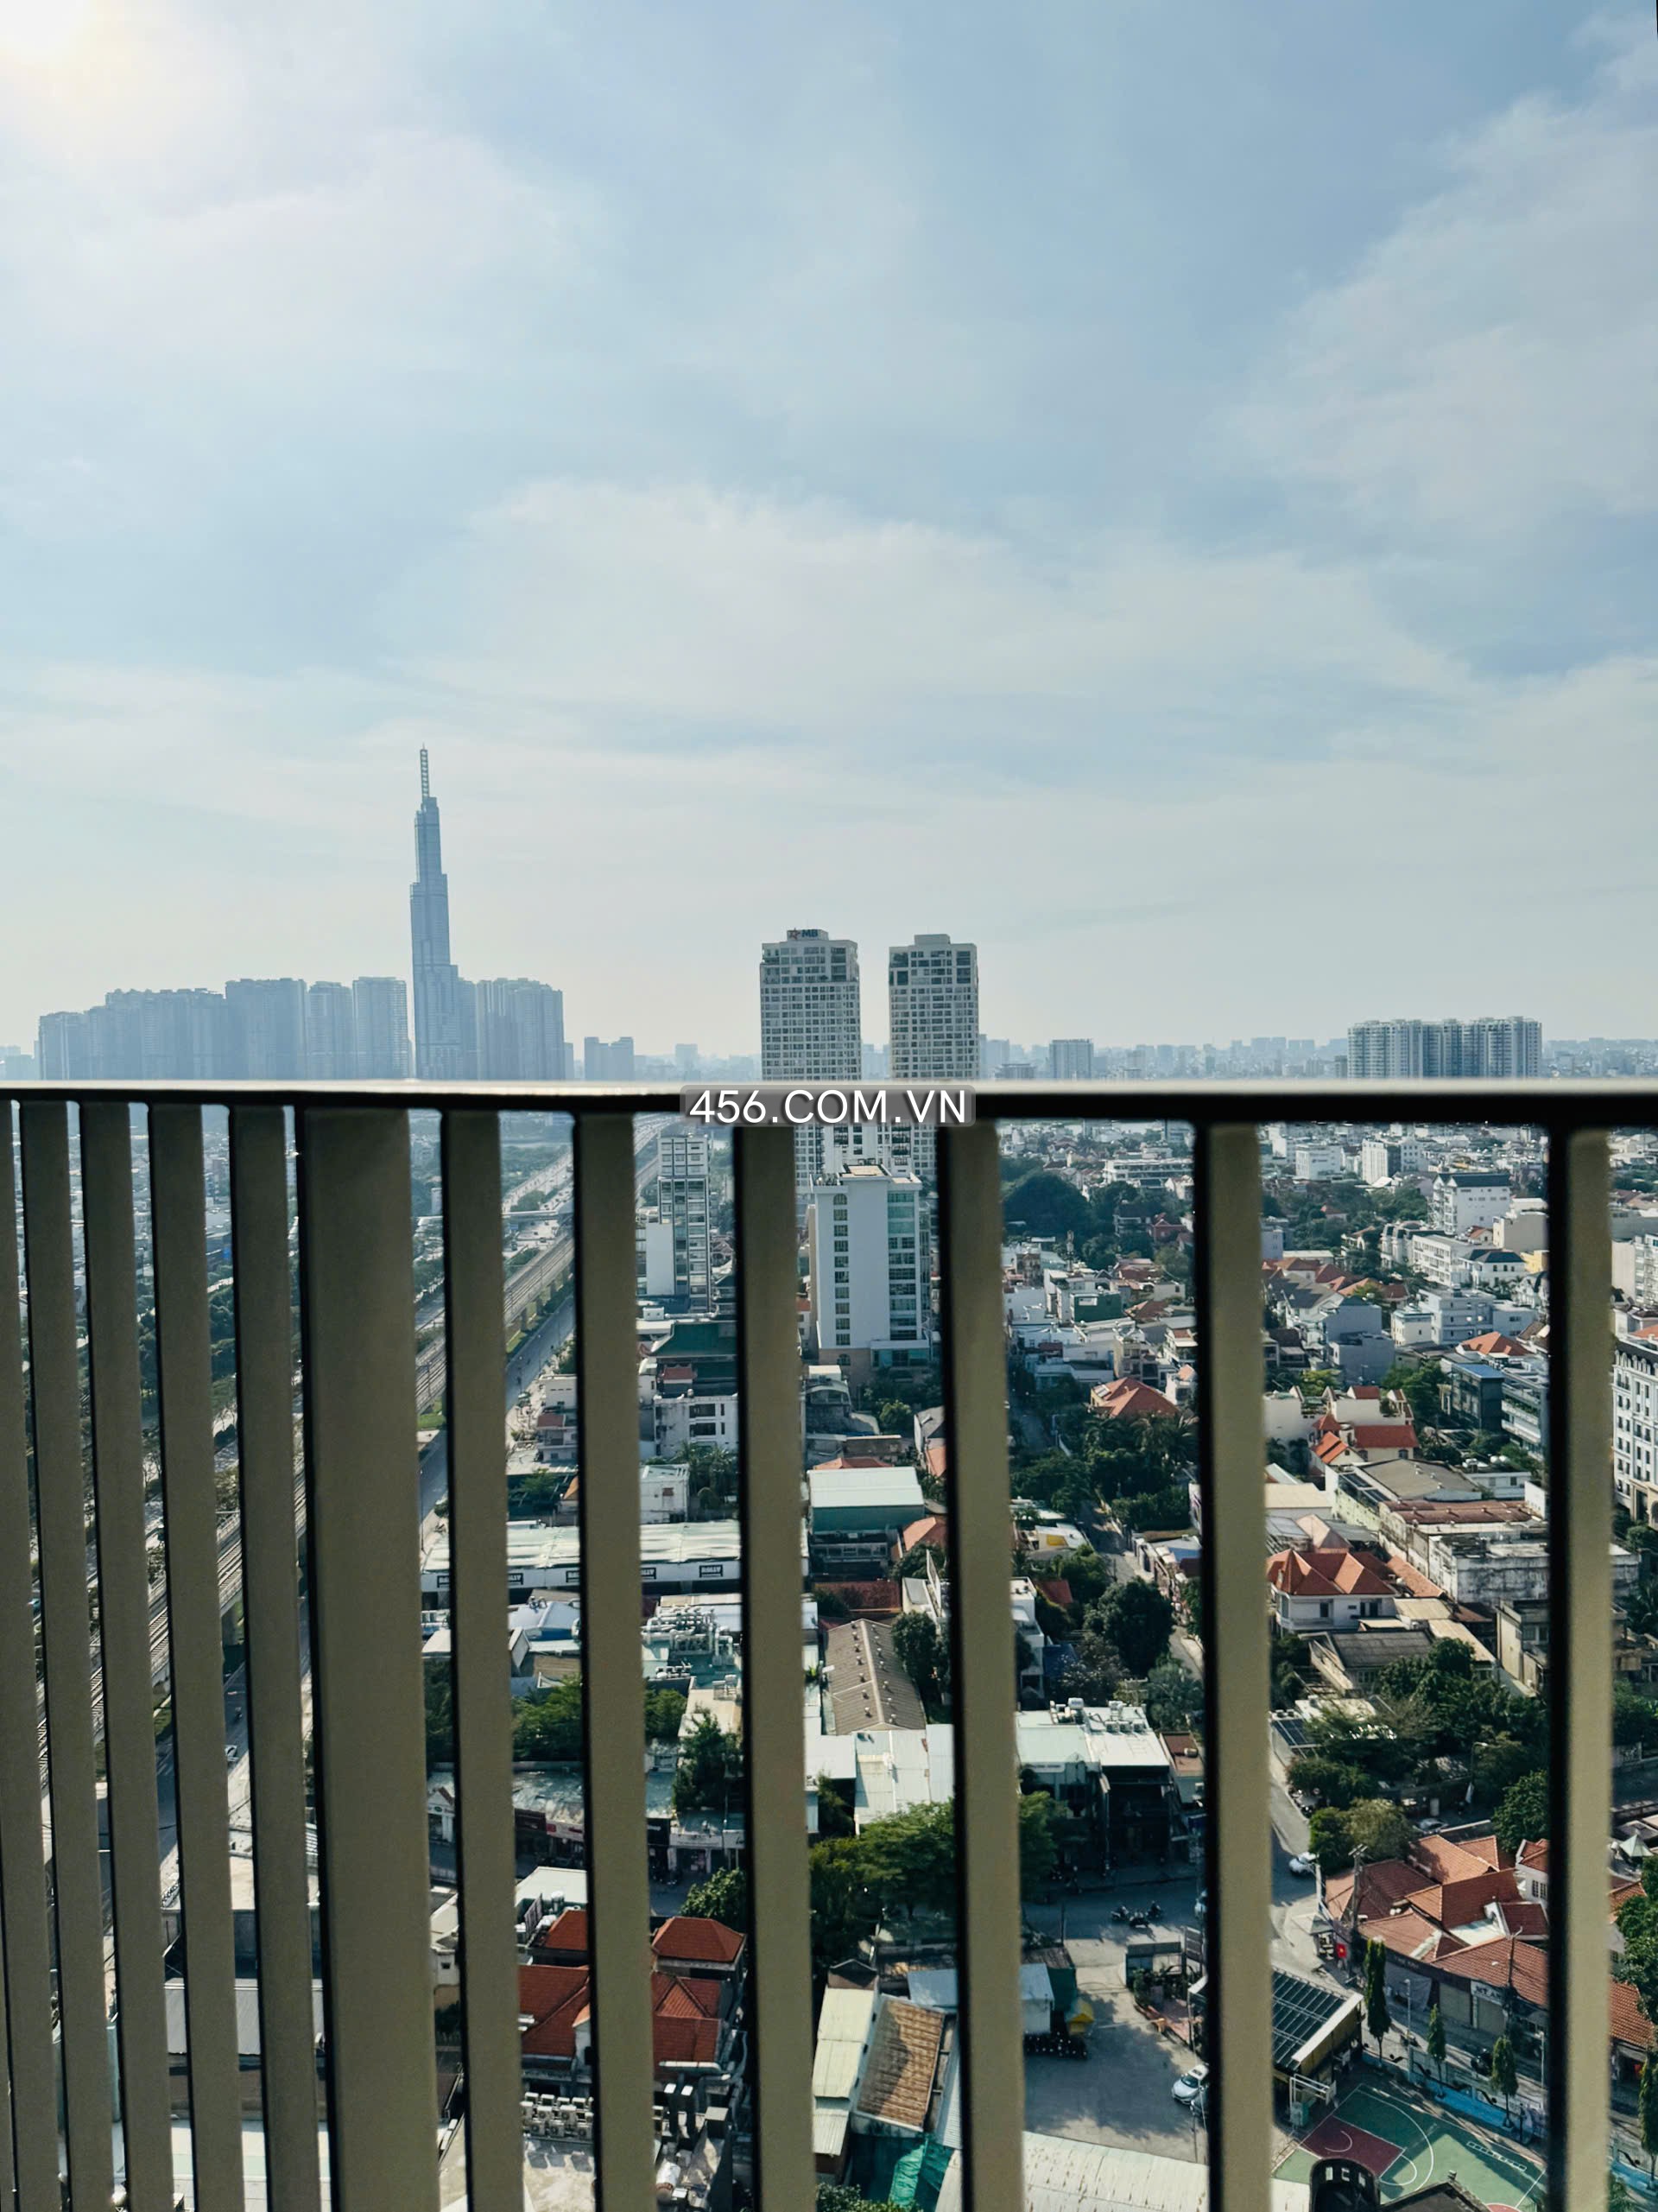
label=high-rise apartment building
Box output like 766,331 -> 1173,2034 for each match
889,935 -> 978,1080
1347,1017 -> 1542,1081
651,1130 -> 713,1309
582,1036 -> 635,1081
225,978 -> 307,1078
305,982 -> 357,1080
38,988 -> 236,1081
760,929 -> 863,1207
351,976 -> 413,1079
806,1164 -> 929,1370
1049,1038 -> 1094,1080
476,979 -> 566,1082
409,750 -> 475,1081
759,929 -> 861,1080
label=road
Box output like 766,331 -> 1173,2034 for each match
414,1118 -> 661,1410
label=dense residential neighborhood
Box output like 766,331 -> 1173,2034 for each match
403,1092 -> 1658,2209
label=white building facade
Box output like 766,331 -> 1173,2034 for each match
807,1165 -> 930,1365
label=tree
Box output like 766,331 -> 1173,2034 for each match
1143,1659 -> 1205,1735
683,1865 -> 748,1931
671,1713 -> 744,1819
1018,1791 -> 1061,1895
1286,1753 -> 1367,1811
818,2186 -> 902,2212
815,1773 -> 855,1840
1345,1799 -> 1414,1867
1427,2000 -> 1446,2085
1092,1581 -> 1174,1676
1473,1734 -> 1541,1805
856,1804 -> 957,1923
1307,1808 -> 1353,1874
1117,1486 -> 1193,1534
895,1542 -> 945,1583
1617,1858 -> 1658,2026
1054,1622 -> 1123,1706
425,1658 -> 453,1769
1490,2032 -> 1518,2120
891,1613 -> 948,1709
643,1689 -> 687,1741
1003,1170 -> 1092,1241
876,1398 -> 911,1439
1642,2057 -> 1658,2179
809,1839 -> 878,1968
1364,1939 -> 1393,2054
506,1468 -> 567,1519
1493,1770 -> 1549,1856
512,1676 -> 585,1762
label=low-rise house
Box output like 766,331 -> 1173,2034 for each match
1268,1542 -> 1396,1634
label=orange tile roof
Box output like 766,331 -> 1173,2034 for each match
1411,1834 -> 1515,1884
1090,1378 -> 1179,1421
1356,1909 -> 1452,1961
652,1915 -> 747,1967
537,1906 -> 590,1954
1268,1545 -> 1394,1600
1400,1870 -> 1521,1928
1325,1859 -> 1425,1921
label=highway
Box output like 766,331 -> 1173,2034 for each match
412,1119 -> 661,1410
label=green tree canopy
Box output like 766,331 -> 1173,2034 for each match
891,1613 -> 948,1709
1092,1580 -> 1174,1676
683,1864 -> 748,1931
670,1713 -> 744,1819
512,1676 -> 585,1762
1493,1769 -> 1549,1856
1307,1808 -> 1354,1873
1345,1798 -> 1414,1866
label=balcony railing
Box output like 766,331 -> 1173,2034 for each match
0,1076 -> 1630,2212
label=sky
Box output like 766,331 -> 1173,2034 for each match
0,1 -> 1654,1053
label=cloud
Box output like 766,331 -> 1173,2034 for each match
1231,21 -> 1658,540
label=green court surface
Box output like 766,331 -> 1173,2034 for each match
1273,2077 -> 1545,2210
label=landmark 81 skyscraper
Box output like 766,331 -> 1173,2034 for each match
409,749 -> 476,1080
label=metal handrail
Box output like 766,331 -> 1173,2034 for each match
0,1076 -> 1623,2212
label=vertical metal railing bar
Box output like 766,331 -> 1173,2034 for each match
937,1119 -> 1024,2212
150,1103 -> 245,2209
1193,1122 -> 1271,2212
1546,1123 -> 1613,2212
0,1100 -> 59,2212
733,1125 -> 814,2211
440,1107 -> 522,2210
573,1112 -> 655,2212
228,1106 -> 323,2212
0,1911 -> 14,2212
295,1107 -> 437,2211
20,1101 -> 115,2204
82,1100 -> 173,2210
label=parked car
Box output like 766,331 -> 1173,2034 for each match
1172,2063 -> 1209,2107
1288,1852 -> 1316,1875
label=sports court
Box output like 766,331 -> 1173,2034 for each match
1273,2077 -> 1544,2210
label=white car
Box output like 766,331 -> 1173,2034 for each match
1172,2064 -> 1208,2107
1288,1852 -> 1316,1875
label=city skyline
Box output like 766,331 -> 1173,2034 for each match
1,7 -> 1654,1044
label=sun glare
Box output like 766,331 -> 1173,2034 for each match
0,0 -> 94,63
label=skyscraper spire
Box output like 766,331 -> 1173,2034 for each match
409,752 -> 476,1079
